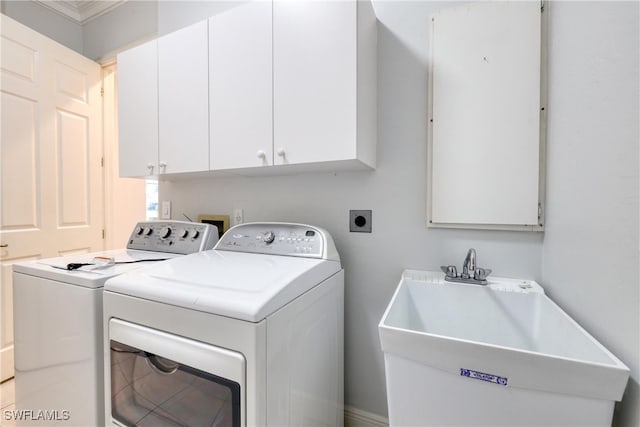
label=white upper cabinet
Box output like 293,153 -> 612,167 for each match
427,1 -> 546,231
209,1 -> 273,171
158,20 -> 209,174
118,0 -> 377,177
273,0 -> 376,169
117,40 -> 158,177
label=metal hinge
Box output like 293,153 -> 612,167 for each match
102,229 -> 105,239
541,0 -> 545,12
101,157 -> 104,167
100,87 -> 104,96
538,203 -> 543,220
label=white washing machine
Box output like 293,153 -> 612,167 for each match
103,222 -> 344,427
12,221 -> 218,426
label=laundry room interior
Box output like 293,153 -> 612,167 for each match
0,1 -> 638,427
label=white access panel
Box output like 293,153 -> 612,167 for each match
428,1 -> 545,229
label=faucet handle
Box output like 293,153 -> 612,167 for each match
441,265 -> 457,278
474,268 -> 492,281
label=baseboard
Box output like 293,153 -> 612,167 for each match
344,405 -> 389,427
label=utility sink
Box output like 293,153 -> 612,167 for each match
379,270 -> 629,426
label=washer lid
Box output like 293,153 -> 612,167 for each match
12,249 -> 181,289
105,250 -> 342,322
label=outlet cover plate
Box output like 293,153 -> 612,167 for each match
350,210 -> 372,233
161,201 -> 171,219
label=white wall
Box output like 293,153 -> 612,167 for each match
542,2 -> 639,426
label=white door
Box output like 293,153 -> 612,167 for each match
0,15 -> 104,381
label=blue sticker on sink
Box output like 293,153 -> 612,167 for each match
460,368 -> 508,386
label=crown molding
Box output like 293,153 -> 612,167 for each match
32,1 -> 126,25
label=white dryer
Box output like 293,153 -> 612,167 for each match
12,221 -> 218,426
103,223 -> 344,427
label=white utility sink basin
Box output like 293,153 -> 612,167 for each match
379,270 -> 629,426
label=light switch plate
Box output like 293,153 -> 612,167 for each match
161,201 -> 171,219
232,208 -> 244,225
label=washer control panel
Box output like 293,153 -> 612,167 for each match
126,221 -> 218,254
216,223 -> 339,261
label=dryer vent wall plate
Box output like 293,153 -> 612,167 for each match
198,215 -> 230,239
350,210 -> 372,233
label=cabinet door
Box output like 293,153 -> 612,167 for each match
209,1 -> 272,171
273,1 -> 357,165
158,20 -> 209,174
117,40 -> 158,177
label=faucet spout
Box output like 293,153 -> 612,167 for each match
462,248 -> 476,279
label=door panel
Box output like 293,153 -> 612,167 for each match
0,15 -> 104,382
1,93 -> 39,230
0,36 -> 37,84
57,109 -> 90,227
56,62 -> 89,103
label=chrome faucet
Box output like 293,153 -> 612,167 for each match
441,248 -> 492,285
462,248 -> 476,279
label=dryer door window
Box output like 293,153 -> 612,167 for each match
109,319 -> 245,427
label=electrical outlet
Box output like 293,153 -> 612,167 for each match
161,201 -> 171,219
349,210 -> 372,233
232,208 -> 244,225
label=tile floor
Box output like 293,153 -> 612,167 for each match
0,378 -> 16,427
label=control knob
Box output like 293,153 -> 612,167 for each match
160,226 -> 172,239
190,230 -> 200,239
143,227 -> 153,236
135,226 -> 144,235
263,231 -> 275,244
179,229 -> 189,238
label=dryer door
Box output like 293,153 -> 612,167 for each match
108,319 -> 245,427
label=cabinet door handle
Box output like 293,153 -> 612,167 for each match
0,244 -> 7,248
159,162 -> 167,173
256,150 -> 266,159
276,148 -> 286,157
147,163 -> 154,174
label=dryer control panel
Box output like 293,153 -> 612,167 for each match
126,221 -> 218,254
216,223 -> 339,261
